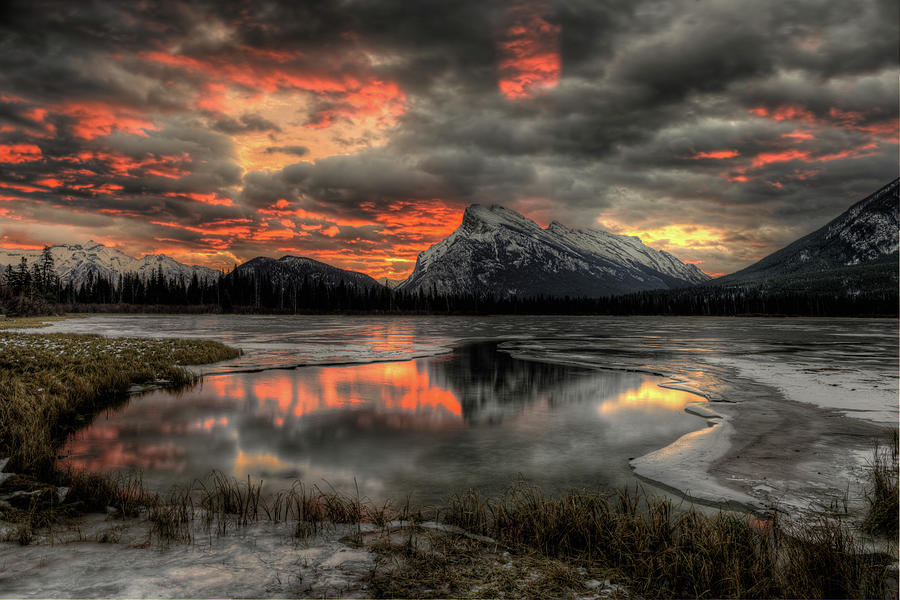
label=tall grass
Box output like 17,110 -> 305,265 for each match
862,437 -> 899,539
442,483 -> 894,599
0,332 -> 240,475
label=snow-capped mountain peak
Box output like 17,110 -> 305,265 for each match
399,204 -> 710,298
717,178 -> 899,285
0,242 -> 220,288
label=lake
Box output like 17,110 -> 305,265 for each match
47,315 -> 897,504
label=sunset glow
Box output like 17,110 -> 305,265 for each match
598,379 -> 704,415
0,1 -> 894,278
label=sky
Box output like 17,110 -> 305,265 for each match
0,0 -> 896,279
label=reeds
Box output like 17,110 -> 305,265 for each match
0,331 -> 240,475
441,482 -> 894,599
862,437 -> 899,539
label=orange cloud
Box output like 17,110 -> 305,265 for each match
691,150 -> 739,159
151,219 -> 253,237
80,151 -> 190,179
0,182 -> 43,193
750,149 -> 810,168
164,192 -> 233,206
0,143 -> 42,163
782,129 -> 814,140
54,101 -> 157,140
750,105 -> 897,140
498,3 -> 561,99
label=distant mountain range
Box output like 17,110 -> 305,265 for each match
0,241 -> 220,288
233,256 -> 382,290
2,179 -> 895,299
397,204 -> 709,298
714,178 -> 898,292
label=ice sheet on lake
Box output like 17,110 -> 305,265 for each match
704,355 -> 898,425
630,412 -> 764,514
28,314 -> 899,520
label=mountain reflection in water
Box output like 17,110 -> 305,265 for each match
61,343 -> 706,503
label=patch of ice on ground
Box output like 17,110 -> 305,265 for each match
703,355 -> 898,425
0,520 -> 375,599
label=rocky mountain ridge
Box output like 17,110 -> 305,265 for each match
0,242 -> 220,288
398,204 -> 709,298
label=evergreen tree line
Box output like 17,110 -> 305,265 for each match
1,247 -> 62,314
1,249 -> 896,317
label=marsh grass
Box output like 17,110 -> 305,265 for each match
366,528 -> 599,599
0,315 -> 79,331
862,437 -> 899,540
0,331 -> 240,475
441,483 -> 894,599
3,464 -> 895,598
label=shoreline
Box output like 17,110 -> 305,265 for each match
1,315 -> 896,598
18,313 -> 898,524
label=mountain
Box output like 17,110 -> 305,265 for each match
232,255 -> 382,290
0,241 -> 220,288
376,277 -> 405,289
715,179 -> 898,290
397,204 -> 709,298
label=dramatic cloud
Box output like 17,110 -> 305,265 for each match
0,0 -> 896,278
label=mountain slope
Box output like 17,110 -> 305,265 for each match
716,178 -> 899,288
398,204 -> 709,298
232,255 -> 382,290
0,242 -> 220,288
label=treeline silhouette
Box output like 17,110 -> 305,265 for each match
2,251 -> 896,317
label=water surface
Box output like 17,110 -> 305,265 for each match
62,342 -> 706,504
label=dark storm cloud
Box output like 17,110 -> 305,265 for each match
265,145 -> 309,157
210,113 -> 282,135
0,0 -> 895,276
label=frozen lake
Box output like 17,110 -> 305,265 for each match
40,315 -> 898,507
3,314 -> 897,599
60,342 -> 706,503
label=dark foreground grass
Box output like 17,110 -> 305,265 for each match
0,329 -> 241,475
440,484 -> 895,599
11,467 -> 894,599
862,437 -> 899,540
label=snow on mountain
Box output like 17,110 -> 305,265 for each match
398,204 -> 710,298
0,241 -> 220,288
233,255 -> 382,290
716,178 -> 899,285
376,277 -> 405,289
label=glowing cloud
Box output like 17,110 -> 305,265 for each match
0,143 -> 42,163
691,150 -> 739,160
498,3 -> 562,99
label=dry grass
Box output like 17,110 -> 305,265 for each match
441,483 -> 895,599
0,315 -> 80,330
0,331 -> 240,475
3,464 -> 894,598
862,437 -> 899,540
366,528 -> 605,599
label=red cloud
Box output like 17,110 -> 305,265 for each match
139,49 -> 406,128
80,151 -> 190,179
750,149 -> 810,168
498,3 -> 562,99
750,104 -> 897,140
164,192 -> 233,206
782,129 -> 815,140
54,101 -> 157,140
0,143 -> 42,163
151,219 -> 253,237
691,150 -> 739,159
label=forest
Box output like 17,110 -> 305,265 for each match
1,248 -> 896,318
